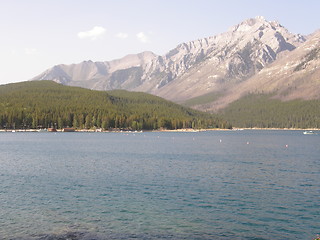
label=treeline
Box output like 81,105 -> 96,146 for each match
0,81 -> 230,130
221,94 -> 320,128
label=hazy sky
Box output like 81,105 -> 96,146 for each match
1,0 -> 319,85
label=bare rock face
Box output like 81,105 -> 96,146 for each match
192,31 -> 320,112
144,16 -> 305,101
32,17 -> 308,106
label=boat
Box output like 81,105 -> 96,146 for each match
62,128 -> 75,132
303,130 -> 315,135
37,129 -> 48,132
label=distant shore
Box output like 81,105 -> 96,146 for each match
0,127 -> 319,133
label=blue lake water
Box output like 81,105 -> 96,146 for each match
0,130 -> 319,240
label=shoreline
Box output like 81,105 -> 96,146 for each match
0,127 -> 319,133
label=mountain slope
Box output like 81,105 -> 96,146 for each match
141,16 -> 305,101
200,30 -> 320,112
32,17 -> 305,102
32,51 -> 157,89
220,94 -> 320,129
0,81 -> 225,130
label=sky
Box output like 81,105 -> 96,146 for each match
0,0 -> 320,85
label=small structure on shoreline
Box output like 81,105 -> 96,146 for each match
62,128 -> 75,132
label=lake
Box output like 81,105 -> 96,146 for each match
0,130 -> 319,239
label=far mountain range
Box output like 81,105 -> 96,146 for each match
32,16 -> 320,112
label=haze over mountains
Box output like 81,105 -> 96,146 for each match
32,16 -> 320,112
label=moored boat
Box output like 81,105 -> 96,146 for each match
37,129 -> 48,132
303,130 -> 315,135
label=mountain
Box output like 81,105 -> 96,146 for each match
28,16 -> 320,129
0,81 -> 226,130
32,16 -> 306,102
198,30 -> 320,112
32,51 -> 156,89
140,16 -> 305,101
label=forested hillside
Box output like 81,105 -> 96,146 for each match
221,94 -> 320,128
0,81 -> 229,130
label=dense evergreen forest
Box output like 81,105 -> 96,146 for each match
221,94 -> 320,128
0,81 -> 230,130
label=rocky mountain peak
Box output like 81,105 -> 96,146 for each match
205,30 -> 320,111
230,16 -> 269,32
138,17 -> 306,96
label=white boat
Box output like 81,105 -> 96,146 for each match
303,130 -> 315,135
37,129 -> 48,132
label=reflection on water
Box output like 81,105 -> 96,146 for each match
0,130 -> 319,239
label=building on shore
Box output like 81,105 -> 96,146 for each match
62,128 -> 75,132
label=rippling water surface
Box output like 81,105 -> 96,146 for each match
0,130 -> 319,239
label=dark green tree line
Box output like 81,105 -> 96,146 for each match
221,94 -> 320,128
0,81 -> 228,130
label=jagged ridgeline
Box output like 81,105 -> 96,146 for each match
0,81 -> 230,130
